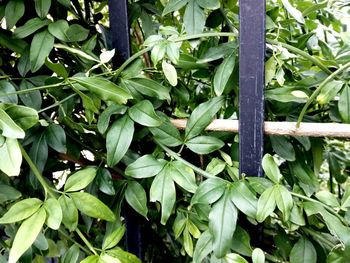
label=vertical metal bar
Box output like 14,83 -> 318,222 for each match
108,0 -> 142,258
239,0 -> 265,177
108,0 -> 131,66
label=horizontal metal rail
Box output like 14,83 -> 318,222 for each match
171,119 -> 350,138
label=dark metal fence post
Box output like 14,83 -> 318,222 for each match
239,0 -> 266,177
108,0 -> 142,258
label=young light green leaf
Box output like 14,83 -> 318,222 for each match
9,208 -> 46,263
106,248 -> 141,263
0,138 -> 22,176
274,185 -> 293,221
230,181 -> 258,218
34,0 -> 51,18
125,181 -> 148,218
0,107 -> 25,139
339,85 -> 350,123
0,198 -> 42,224
43,198 -> 62,230
193,230 -> 212,263
5,104 -> 39,131
128,100 -> 162,127
191,178 -> 226,205
125,78 -> 170,101
213,53 -> 235,96
103,225 -> 126,250
186,135 -> 224,154
5,0 -> 24,29
150,165 -> 176,225
224,253 -> 249,263
316,80 -> 343,105
30,30 -> 54,72
162,0 -> 188,16
125,155 -> 166,179
252,248 -> 265,263
58,195 -> 78,231
183,0 -> 206,35
270,135 -> 295,161
80,256 -> 99,263
62,244 -> 80,263
72,77 -> 132,104
173,212 -> 186,239
106,115 -> 134,167
281,0 -> 305,24
262,154 -> 282,184
69,192 -> 116,221
183,227 -> 193,256
170,161 -> 198,193
162,61 -> 178,86
185,96 -> 224,141
209,190 -> 238,258
13,18 -> 50,39
64,167 -> 97,192
265,56 -> 276,85
100,253 -> 122,263
290,237 -> 316,263
45,123 -> 67,153
256,186 -> 276,223
315,191 -> 339,207
197,0 -> 219,9
151,42 -> 166,66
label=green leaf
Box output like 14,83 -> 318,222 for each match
107,248 -> 141,263
149,117 -> 183,147
225,253 -> 249,263
125,78 -> 170,101
0,80 -> 18,104
274,185 -> 293,221
0,198 -> 42,224
198,42 -> 237,64
58,195 -> 78,231
290,237 -> 316,263
30,30 -> 55,72
64,167 -> 97,192
62,244 -> 80,263
106,115 -> 134,167
72,77 -> 132,104
29,132 -> 48,177
270,135 -> 295,161
315,191 -> 339,207
99,253 -> 122,263
265,56 -> 276,85
170,161 -> 197,193
5,0 -> 24,29
197,0 -> 220,9
281,0 -> 305,24
209,189 -> 238,258
66,24 -> 89,42
19,80 -> 42,110
162,0 -> 188,15
183,227 -> 193,256
162,61 -> 178,86
0,138 -> 22,176
125,181 -> 148,218
185,96 -> 224,141
125,155 -> 166,179
0,184 -> 21,203
128,100 -> 162,127
231,227 -> 252,256
230,181 -> 258,218
45,58 -> 69,78
54,43 -> 100,61
9,208 -> 46,263
43,198 -> 62,230
262,154 -> 282,184
184,0 -> 206,35
150,164 -> 176,224
96,168 -> 116,195
103,225 -> 125,250
151,42 -> 166,66
80,256 -> 99,263
252,248 -> 265,263
193,230 -> 212,263
186,136 -> 224,154
256,186 -> 276,223
45,123 -> 67,153
18,49 -> 31,77
34,0 -> 51,18
69,192 -> 116,221
13,18 -> 50,39
48,20 -> 69,41
213,53 -> 235,96
5,105 -> 39,131
97,104 -> 127,134
317,80 -> 343,105
191,178 -> 226,205
339,85 -> 350,123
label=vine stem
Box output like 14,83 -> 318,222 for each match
76,228 -> 98,255
38,93 -> 77,113
297,61 -> 350,127
20,144 -> 57,199
58,228 -> 92,255
155,140 -> 215,179
0,81 -> 66,98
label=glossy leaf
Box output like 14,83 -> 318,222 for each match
106,115 -> 134,167
5,105 -> 39,131
270,136 -> 295,161
191,178 -> 226,205
29,132 -> 48,177
230,181 -> 258,218
80,256 -> 99,263
107,248 -> 141,263
9,208 -> 46,263
103,225 -> 125,250
186,136 -> 224,154
281,0 -> 305,24
209,190 -> 238,258
69,192 -> 116,221
96,168 -> 116,195
66,24 -> 89,42
62,244 -> 80,263
0,80 -> 18,104
64,167 -> 97,192
13,18 -> 50,39
183,0 -> 205,35
72,77 -> 132,104
170,161 -> 197,193
128,100 -> 162,127
5,0 -> 24,29
193,230 -> 212,263
150,165 -> 176,224
262,154 -> 282,184
45,123 -> 67,153
213,53 -> 235,96
30,30 -> 54,72
125,155 -> 166,179
339,85 -> 350,123
0,184 -> 21,203
43,198 -> 62,230
162,61 -> 178,86
48,20 -> 69,41
34,0 -> 51,18
149,116 -> 183,147
317,80 -> 343,105
45,59 -> 68,78
19,80 -> 42,110
58,195 -> 78,231
97,104 -> 127,134
256,186 -> 276,223
125,181 -> 148,218
290,237 -> 316,263
0,138 -> 22,176
0,198 -> 42,224
274,185 -> 293,221
162,0 -> 188,15
125,78 -> 170,101
185,96 -> 224,141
